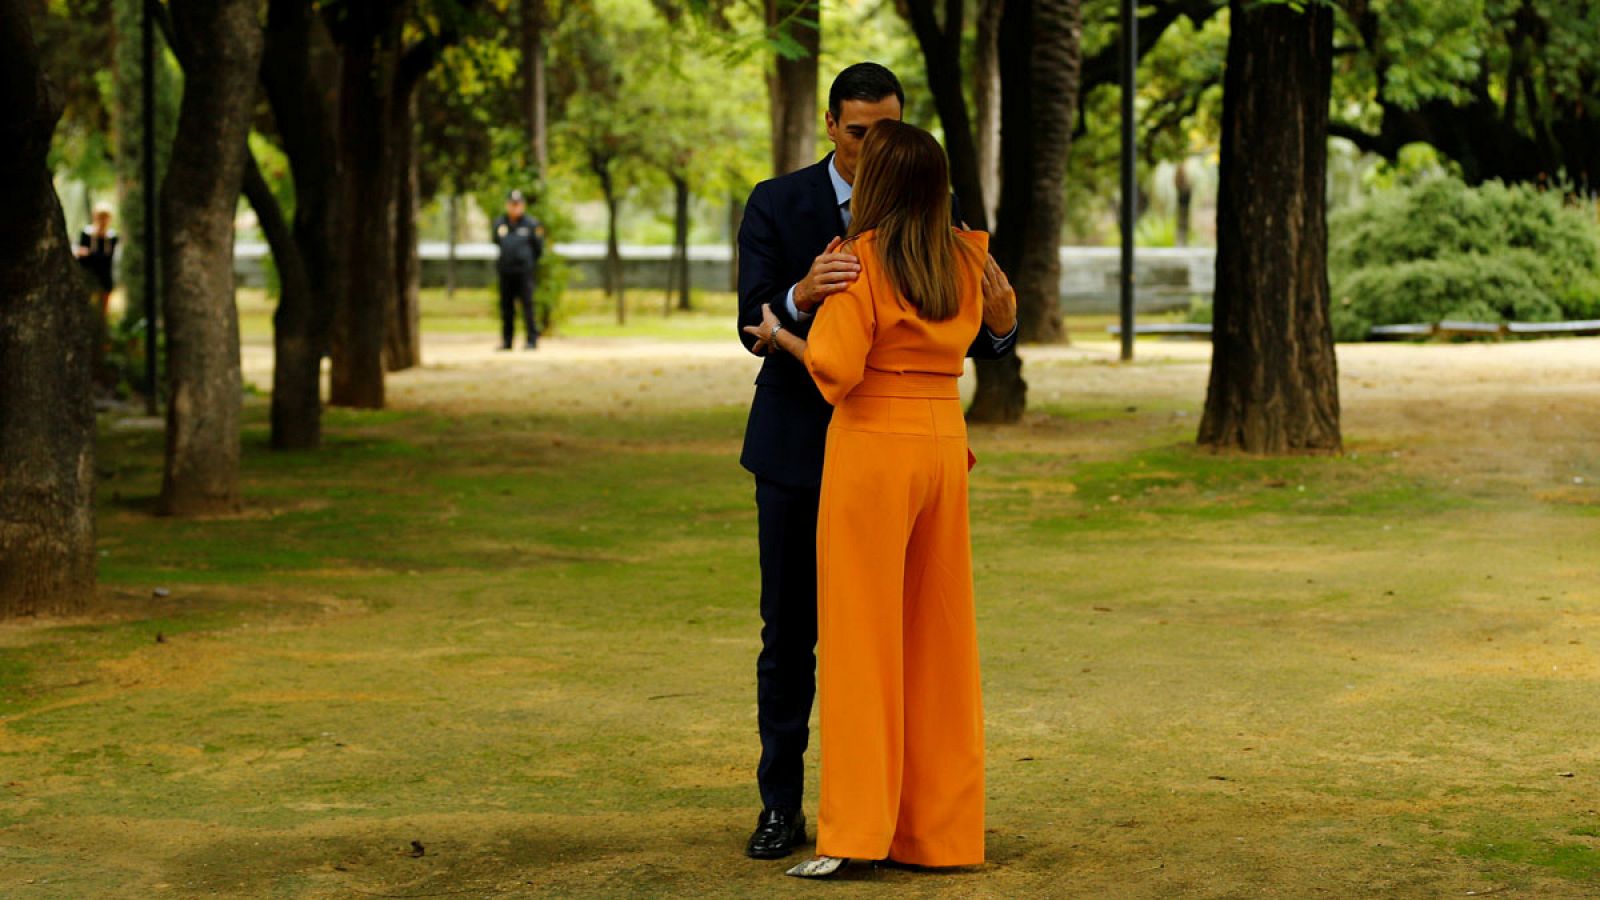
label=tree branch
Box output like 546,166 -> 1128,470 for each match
1079,0 -> 1222,94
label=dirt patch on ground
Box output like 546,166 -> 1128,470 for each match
250,333 -> 1598,485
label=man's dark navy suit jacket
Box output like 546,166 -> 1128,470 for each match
737,153 -> 1017,489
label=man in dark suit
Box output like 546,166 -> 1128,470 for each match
735,62 -> 1018,860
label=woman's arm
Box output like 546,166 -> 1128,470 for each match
743,284 -> 873,406
743,303 -> 807,358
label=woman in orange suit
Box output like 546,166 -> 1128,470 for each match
744,119 -> 1002,878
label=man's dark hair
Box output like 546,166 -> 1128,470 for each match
828,63 -> 904,120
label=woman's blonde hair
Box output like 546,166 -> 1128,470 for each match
846,120 -> 977,322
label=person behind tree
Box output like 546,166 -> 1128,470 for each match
74,202 -> 118,323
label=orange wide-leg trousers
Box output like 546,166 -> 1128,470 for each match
815,381 -> 985,867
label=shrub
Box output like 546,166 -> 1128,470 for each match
1327,177 -> 1600,339
1330,251 -> 1563,341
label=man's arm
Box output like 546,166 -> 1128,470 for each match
968,322 -> 1019,359
737,184 -> 787,354
738,184 -> 863,355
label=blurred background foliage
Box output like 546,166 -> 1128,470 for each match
31,0 -> 1600,337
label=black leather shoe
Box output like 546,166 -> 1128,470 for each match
745,807 -> 807,859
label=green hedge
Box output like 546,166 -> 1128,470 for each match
1328,178 -> 1600,340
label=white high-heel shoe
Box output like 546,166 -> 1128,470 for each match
785,855 -> 847,878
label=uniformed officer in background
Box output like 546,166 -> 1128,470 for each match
75,202 -> 119,323
493,189 -> 545,351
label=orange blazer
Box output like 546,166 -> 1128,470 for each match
802,229 -> 990,405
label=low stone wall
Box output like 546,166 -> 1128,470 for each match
234,241 -> 1216,314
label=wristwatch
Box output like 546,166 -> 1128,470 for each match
769,322 -> 784,343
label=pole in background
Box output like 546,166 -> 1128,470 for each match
141,0 -> 159,414
446,193 -> 458,301
1119,0 -> 1137,362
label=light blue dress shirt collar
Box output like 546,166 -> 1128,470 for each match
827,155 -> 852,218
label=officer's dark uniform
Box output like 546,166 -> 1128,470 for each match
77,226 -> 118,294
493,208 -> 544,349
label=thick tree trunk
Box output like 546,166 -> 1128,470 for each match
385,89 -> 422,372
974,0 -> 1003,230
329,23 -> 398,409
521,0 -> 548,175
0,0 -> 97,616
260,0 -> 342,451
158,0 -> 262,516
1198,0 -> 1341,454
968,0 -> 1083,424
672,174 -> 691,312
765,0 -> 819,176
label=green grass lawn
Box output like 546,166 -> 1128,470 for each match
2,344 -> 1598,897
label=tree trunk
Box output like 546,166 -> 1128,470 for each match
968,0 -> 1083,424
974,0 -> 1003,231
673,174 -> 691,311
328,16 -> 400,409
1174,157 -> 1192,247
446,193 -> 458,300
595,161 -> 625,323
1198,0 -> 1341,454
902,0 -> 986,228
158,0 -> 262,516
260,0 -> 342,451
765,0 -> 819,176
385,88 -> 421,372
112,0 -> 176,338
521,0 -> 548,176
0,0 -> 97,616
240,154 -> 318,452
